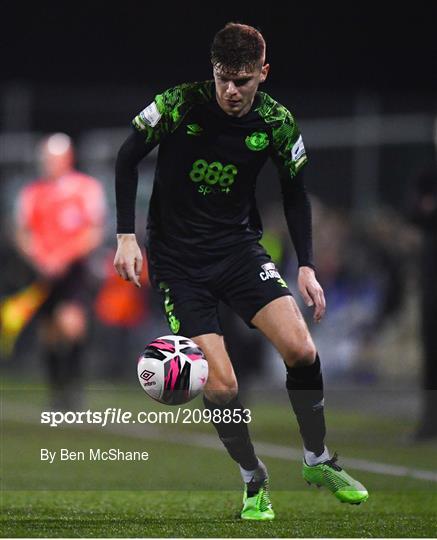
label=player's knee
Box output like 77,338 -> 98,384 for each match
204,379 -> 238,405
283,340 -> 317,368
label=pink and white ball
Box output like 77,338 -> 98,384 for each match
137,335 -> 208,405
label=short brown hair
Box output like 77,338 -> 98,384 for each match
211,23 -> 266,73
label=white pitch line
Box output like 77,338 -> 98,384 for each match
3,403 -> 437,483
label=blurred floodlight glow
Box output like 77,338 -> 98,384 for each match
46,133 -> 72,156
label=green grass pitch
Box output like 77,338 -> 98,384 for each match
3,489 -> 436,538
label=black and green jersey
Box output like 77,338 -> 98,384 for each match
116,80 -> 312,270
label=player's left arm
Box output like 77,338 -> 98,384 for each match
281,172 -> 326,322
271,110 -> 326,322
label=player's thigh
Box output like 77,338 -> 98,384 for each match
154,277 -> 222,337
251,295 -> 316,367
191,333 -> 238,403
151,275 -> 237,401
217,243 -> 291,330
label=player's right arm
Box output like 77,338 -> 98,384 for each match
114,93 -> 172,287
114,129 -> 154,287
115,83 -> 207,285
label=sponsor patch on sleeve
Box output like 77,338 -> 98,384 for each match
295,155 -> 307,169
291,134 -> 306,163
138,101 -> 161,128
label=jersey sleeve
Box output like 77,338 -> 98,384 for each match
131,83 -> 208,145
258,97 -> 313,267
270,107 -> 308,179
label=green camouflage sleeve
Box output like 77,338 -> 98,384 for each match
257,93 -> 308,178
132,82 -> 213,145
271,108 -> 308,178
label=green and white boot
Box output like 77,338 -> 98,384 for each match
303,452 -> 369,505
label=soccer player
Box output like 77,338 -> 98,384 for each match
114,23 -> 368,520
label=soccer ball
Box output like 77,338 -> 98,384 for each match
137,335 -> 208,405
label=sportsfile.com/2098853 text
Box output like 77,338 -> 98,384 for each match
40,408 -> 252,427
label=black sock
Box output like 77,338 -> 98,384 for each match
203,395 -> 258,471
286,353 -> 326,456
44,341 -> 84,409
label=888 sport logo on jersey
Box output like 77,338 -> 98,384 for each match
189,159 -> 238,196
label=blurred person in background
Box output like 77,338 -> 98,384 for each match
11,133 -> 106,410
409,168 -> 437,441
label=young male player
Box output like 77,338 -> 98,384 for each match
114,23 -> 368,520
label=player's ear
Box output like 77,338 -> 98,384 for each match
260,63 -> 270,83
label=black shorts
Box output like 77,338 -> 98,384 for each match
148,243 -> 291,337
38,260 -> 90,318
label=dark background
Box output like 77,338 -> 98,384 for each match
3,2 -> 437,90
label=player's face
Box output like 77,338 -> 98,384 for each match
213,63 -> 270,117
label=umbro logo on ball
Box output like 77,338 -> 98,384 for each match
139,369 -> 155,382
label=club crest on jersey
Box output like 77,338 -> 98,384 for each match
245,131 -> 269,151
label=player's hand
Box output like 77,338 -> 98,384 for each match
297,266 -> 326,323
114,234 -> 143,288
